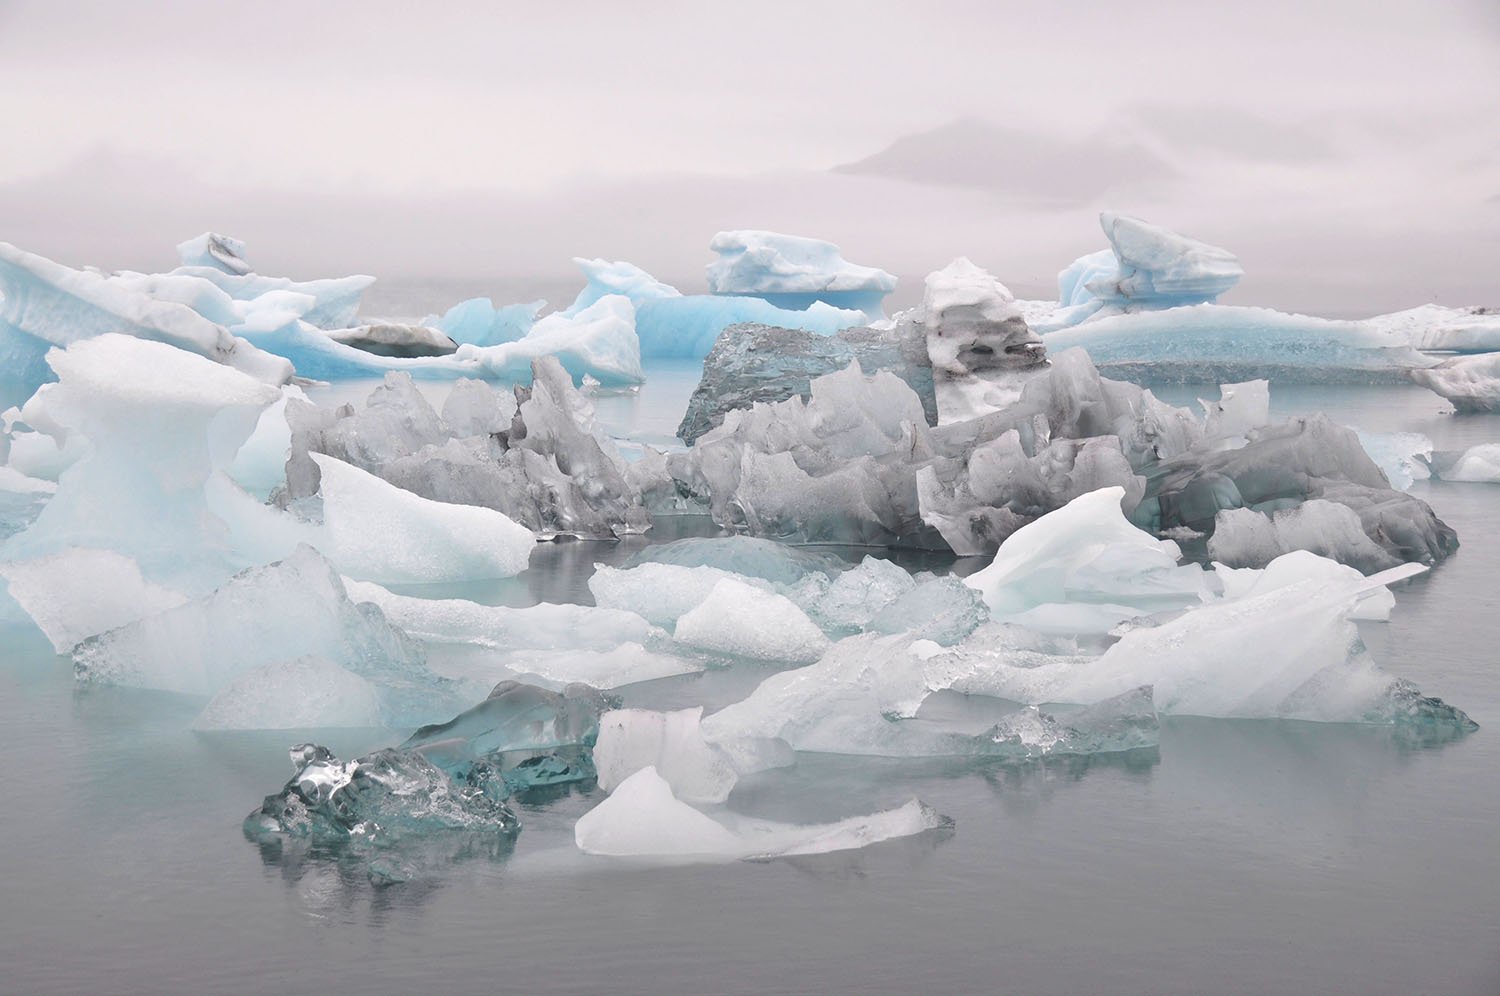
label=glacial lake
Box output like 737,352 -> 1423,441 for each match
1,369 -> 1497,995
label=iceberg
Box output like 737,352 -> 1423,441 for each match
73,545 -> 459,727
1409,353 -> 1500,413
1367,304 -> 1500,354
1208,501 -> 1402,573
1072,213 -> 1243,313
574,766 -> 949,862
176,232 -> 253,275
245,743 -> 519,848
593,707 -> 740,804
0,241 -> 293,400
0,547 -> 188,653
286,360 -> 662,539
677,320 -> 936,444
309,453 -> 534,583
674,577 -> 831,663
326,323 -> 457,358
920,258 -> 1048,424
1426,443 -> 1500,483
704,230 -> 897,319
426,297 -> 543,348
171,232 -> 374,329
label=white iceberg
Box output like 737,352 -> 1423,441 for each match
593,708 -> 739,804
1426,443 -> 1500,483
705,230 -> 897,319
574,766 -> 948,862
1409,353 -> 1500,413
0,547 -> 188,653
674,577 -> 831,663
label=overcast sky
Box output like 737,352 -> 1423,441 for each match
1,0 -> 1496,313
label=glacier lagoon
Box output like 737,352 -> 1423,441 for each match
1,353 -> 1497,995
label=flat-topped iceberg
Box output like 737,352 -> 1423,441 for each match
705,230 -> 897,319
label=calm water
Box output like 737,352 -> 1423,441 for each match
1,373 -> 1497,995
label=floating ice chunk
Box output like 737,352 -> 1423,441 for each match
1042,304 -> 1427,381
594,707 -> 739,804
428,297 -> 542,347
1086,213 -> 1243,309
192,656 -> 384,731
675,578 -> 831,663
1214,550 -> 1416,622
1427,443 -> 1500,483
439,377 -> 516,437
326,323 -> 457,358
637,297 -> 865,360
1208,501 -> 1399,573
344,578 -> 662,652
1366,303 -> 1500,354
866,575 -> 990,645
1409,353 -> 1500,413
964,487 -> 1208,629
676,320 -> 937,445
802,555 -> 917,634
982,686 -> 1160,759
574,766 -> 948,862
921,258 -> 1047,423
588,562 -> 746,628
310,453 -> 534,583
504,643 -> 705,690
1355,430 -> 1433,491
0,547 -> 188,653
176,232 -> 252,275
245,743 -> 519,847
705,230 -> 897,318
74,546 -> 448,724
5,335 -> 282,589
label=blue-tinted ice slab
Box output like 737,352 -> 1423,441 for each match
704,230 -> 897,319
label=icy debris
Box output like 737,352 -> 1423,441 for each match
674,578 -> 831,663
677,320 -> 936,445
73,545 -> 457,727
963,487 -> 1210,634
0,242 -> 294,399
245,743 -> 519,848
287,360 -> 662,539
594,707 -> 740,804
193,656 -> 384,731
574,766 -> 949,862
401,680 -> 616,792
1410,353 -> 1500,413
310,453 -> 534,583
326,323 -> 457,358
920,258 -> 1048,423
0,547 -> 188,653
1426,443 -> 1500,483
705,230 -> 897,319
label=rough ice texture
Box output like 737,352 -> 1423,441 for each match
0,547 -> 188,653
1426,443 -> 1500,483
310,453 -> 534,583
0,241 -> 293,400
674,578 -> 831,663
193,655 -> 384,730
574,766 -> 948,862
286,360 -> 664,539
920,258 -> 1048,423
594,707 -> 739,804
1409,353 -> 1500,413
1144,413 -> 1457,571
245,742 -> 519,849
176,232 -> 253,275
704,230 -> 897,318
73,545 -> 456,727
676,321 -> 936,445
1078,213 -> 1243,311
1207,502 -> 1398,573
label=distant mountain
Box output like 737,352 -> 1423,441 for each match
833,118 -> 1175,205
